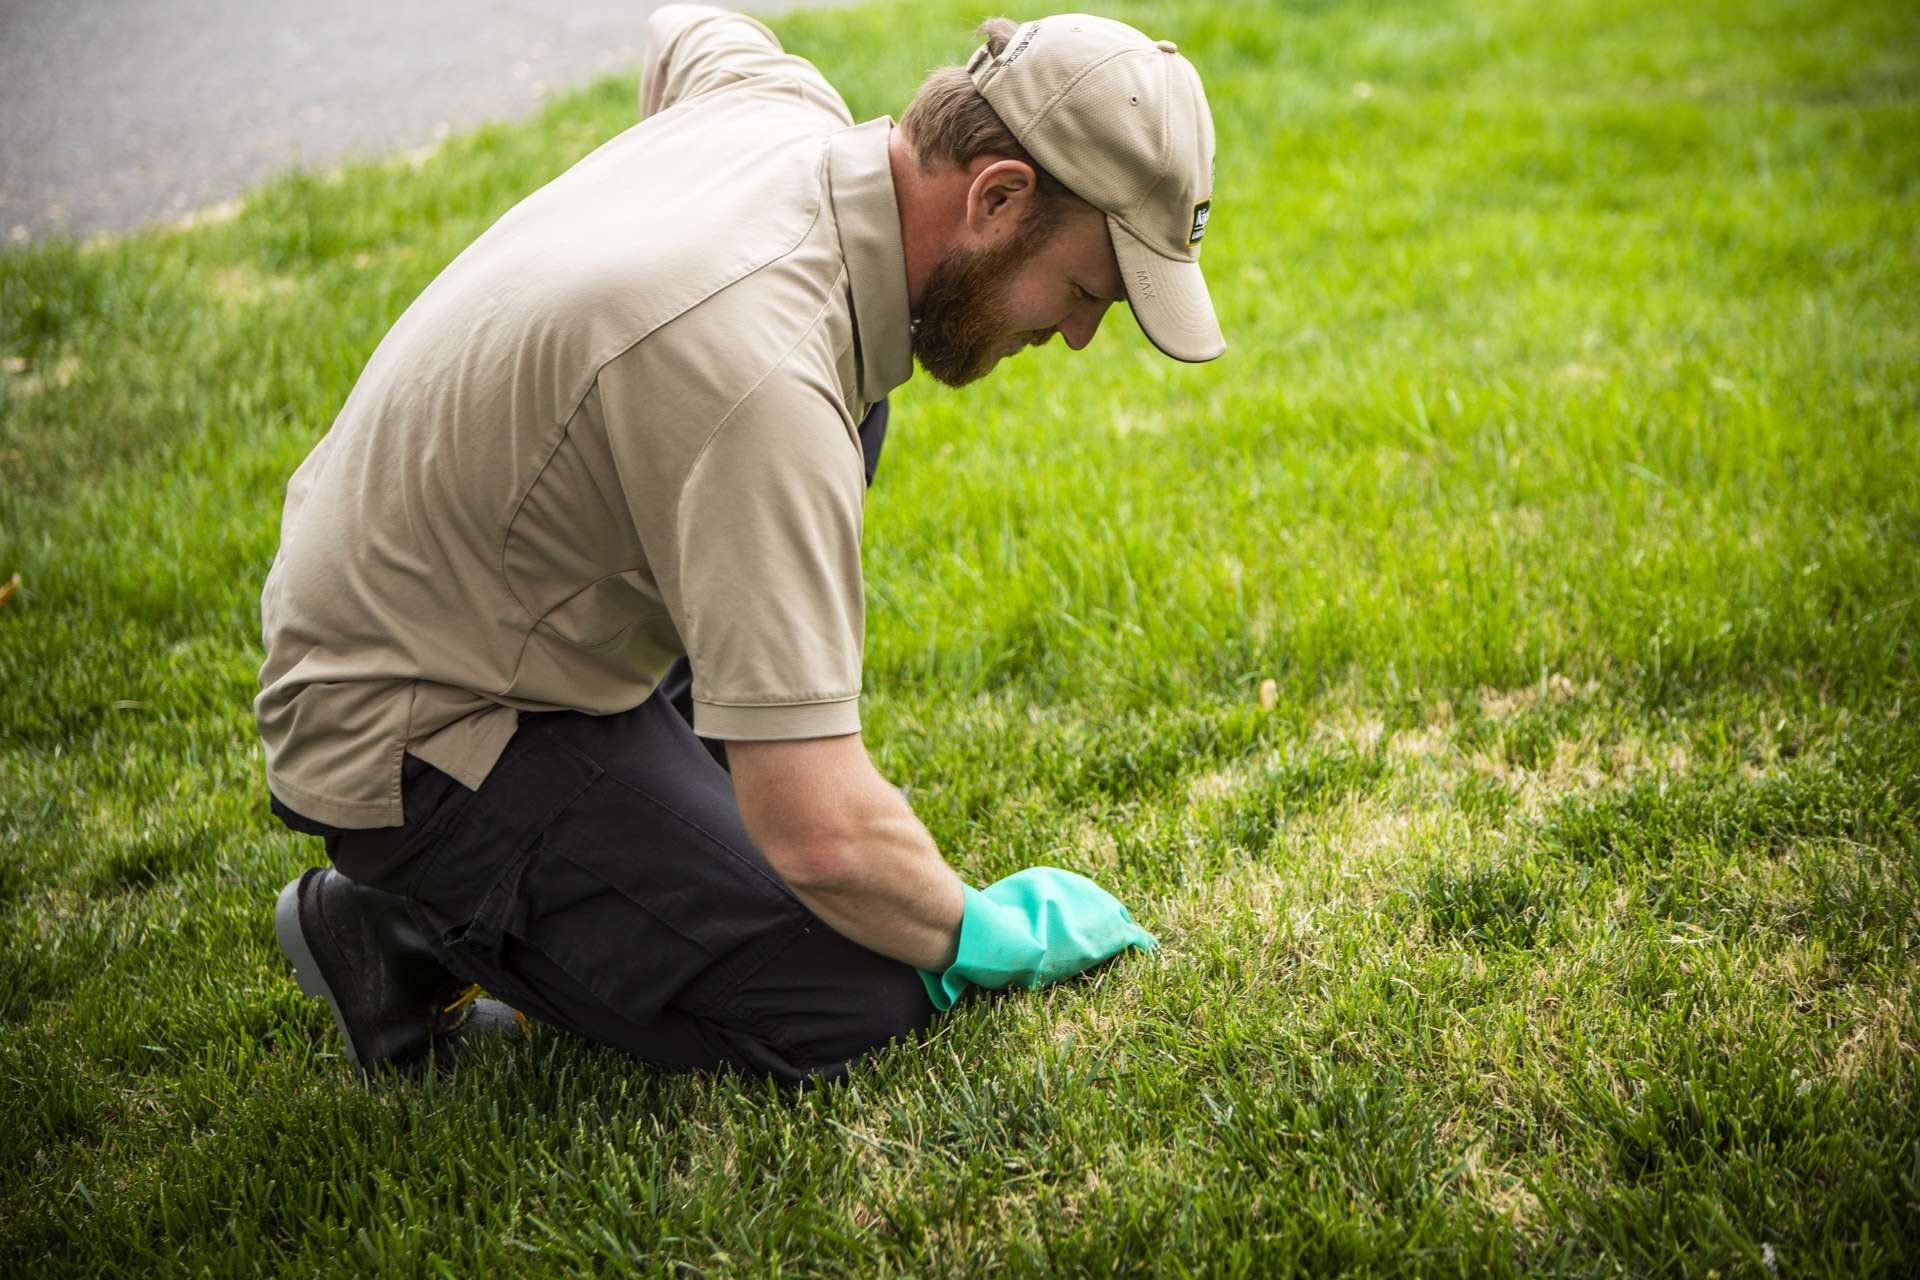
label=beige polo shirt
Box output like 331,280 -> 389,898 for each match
256,5 -> 913,828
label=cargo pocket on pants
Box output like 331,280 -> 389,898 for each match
413,723 -> 605,1030
493,776 -> 810,1029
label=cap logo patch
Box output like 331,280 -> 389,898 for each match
1188,200 -> 1212,246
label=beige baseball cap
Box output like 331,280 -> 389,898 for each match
966,14 -> 1223,362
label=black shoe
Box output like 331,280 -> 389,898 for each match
275,867 -> 472,1074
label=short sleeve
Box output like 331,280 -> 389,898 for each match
669,377 -> 868,742
640,4 -> 853,126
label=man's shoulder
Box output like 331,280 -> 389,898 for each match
600,247 -> 857,448
590,103 -> 857,413
409,103 -> 850,416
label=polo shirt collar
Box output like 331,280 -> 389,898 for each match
827,118 -> 914,404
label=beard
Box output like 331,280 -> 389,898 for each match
910,203 -> 1062,389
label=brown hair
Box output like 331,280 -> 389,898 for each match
899,18 -> 1088,213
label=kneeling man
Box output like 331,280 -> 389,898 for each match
259,8 -> 1224,1082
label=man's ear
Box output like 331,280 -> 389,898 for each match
964,158 -> 1037,241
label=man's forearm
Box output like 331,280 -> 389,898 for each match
778,793 -> 966,971
728,735 -> 965,971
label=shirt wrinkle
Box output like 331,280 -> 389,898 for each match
496,396 -> 590,627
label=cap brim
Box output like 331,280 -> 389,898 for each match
1109,214 -> 1225,363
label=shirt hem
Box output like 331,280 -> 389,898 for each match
409,705 -> 520,792
264,763 -> 405,831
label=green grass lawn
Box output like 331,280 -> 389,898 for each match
3,0 -> 1917,1273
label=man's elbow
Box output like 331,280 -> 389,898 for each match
757,828 -> 860,895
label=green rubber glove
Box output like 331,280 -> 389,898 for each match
919,866 -> 1158,1011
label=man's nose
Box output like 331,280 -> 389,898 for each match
1059,301 -> 1111,351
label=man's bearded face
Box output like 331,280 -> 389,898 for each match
911,204 -> 1062,389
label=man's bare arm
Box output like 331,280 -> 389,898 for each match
727,735 -> 965,972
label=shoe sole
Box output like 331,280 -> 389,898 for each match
274,874 -> 367,1074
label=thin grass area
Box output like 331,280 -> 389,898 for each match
3,0 -> 1917,1275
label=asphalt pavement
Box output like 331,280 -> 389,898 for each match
0,0 -> 822,244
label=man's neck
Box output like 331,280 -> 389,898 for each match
887,125 -> 968,317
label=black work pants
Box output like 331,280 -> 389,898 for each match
271,401 -> 933,1083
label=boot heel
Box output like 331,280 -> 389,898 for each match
274,872 -> 365,1072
